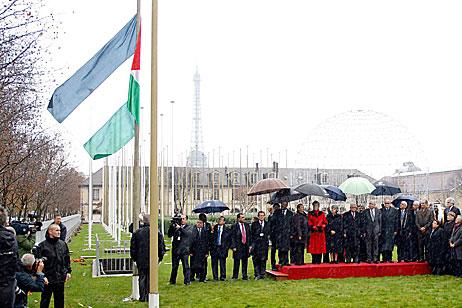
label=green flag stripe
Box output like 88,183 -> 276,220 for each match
83,102 -> 135,160
127,73 -> 140,124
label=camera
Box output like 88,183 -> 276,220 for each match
170,215 -> 182,226
32,257 -> 47,272
10,220 -> 43,236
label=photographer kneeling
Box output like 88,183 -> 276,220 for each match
14,253 -> 47,308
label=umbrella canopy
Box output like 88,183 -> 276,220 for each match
371,180 -> 401,196
339,177 -> 375,196
294,183 -> 329,197
392,195 -> 418,208
321,185 -> 347,201
247,178 -> 289,196
193,200 -> 230,214
269,188 -> 307,204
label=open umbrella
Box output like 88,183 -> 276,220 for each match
269,188 -> 306,204
339,177 -> 375,195
247,178 -> 289,196
371,180 -> 401,196
193,200 -> 230,214
392,195 -> 418,208
321,185 -> 347,201
294,183 -> 329,198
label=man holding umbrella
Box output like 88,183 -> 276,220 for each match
250,211 -> 270,279
273,201 -> 293,267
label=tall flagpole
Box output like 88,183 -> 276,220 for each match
131,0 -> 141,300
170,100 -> 175,215
149,0 -> 159,306
160,113 -> 165,234
88,159 -> 93,249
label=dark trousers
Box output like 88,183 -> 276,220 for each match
169,254 -> 191,284
252,257 -> 267,278
290,242 -> 296,264
232,257 -> 248,279
365,233 -> 379,262
40,282 -> 65,308
138,267 -> 149,302
397,237 -> 410,261
293,243 -> 305,265
191,257 -> 207,282
409,233 -> 418,261
381,250 -> 393,262
322,253 -> 330,263
345,238 -> 360,263
270,244 -> 277,269
211,255 -> 226,280
0,280 -> 15,308
312,254 -> 322,264
278,249 -> 289,266
417,232 -> 428,261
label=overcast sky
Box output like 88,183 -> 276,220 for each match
42,0 -> 462,178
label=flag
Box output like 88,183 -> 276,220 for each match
48,16 -> 137,123
83,29 -> 141,160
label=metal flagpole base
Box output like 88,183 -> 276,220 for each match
149,293 -> 159,308
131,275 -> 139,300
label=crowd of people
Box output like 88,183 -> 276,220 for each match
0,207 -> 71,308
137,197 -> 462,289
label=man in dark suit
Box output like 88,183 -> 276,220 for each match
343,204 -> 362,263
198,213 -> 212,281
268,203 -> 279,270
274,201 -> 294,266
415,200 -> 433,262
380,198 -> 398,262
230,213 -> 251,280
210,216 -> 230,281
190,220 -> 209,283
291,203 -> 308,265
362,200 -> 381,263
168,215 -> 193,285
444,197 -> 461,223
396,201 -> 413,262
250,211 -> 270,279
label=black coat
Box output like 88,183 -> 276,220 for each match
15,265 -> 45,307
130,225 -> 166,267
230,222 -> 251,259
291,212 -> 308,245
397,209 -> 414,242
273,208 -> 294,251
168,224 -> 193,256
57,222 -> 67,242
268,213 -> 278,242
380,207 -> 398,251
428,228 -> 446,265
326,213 -> 343,253
210,224 -> 230,258
0,226 -> 18,285
36,235 -> 71,284
190,227 -> 209,269
343,211 -> 362,243
444,206 -> 461,223
250,220 -> 270,259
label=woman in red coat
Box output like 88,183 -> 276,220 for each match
308,200 -> 328,264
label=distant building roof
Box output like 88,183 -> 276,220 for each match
80,168 -> 103,187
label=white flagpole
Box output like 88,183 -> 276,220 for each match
88,159 -> 93,249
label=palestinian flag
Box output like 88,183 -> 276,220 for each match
83,29 -> 141,160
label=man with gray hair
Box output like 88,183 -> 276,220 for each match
14,253 -> 46,307
444,197 -> 460,223
0,206 -> 18,308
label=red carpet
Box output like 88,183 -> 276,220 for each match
267,262 -> 431,280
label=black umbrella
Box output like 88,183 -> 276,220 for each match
392,195 -> 418,208
371,180 -> 401,196
294,183 -> 329,197
193,200 -> 230,214
269,188 -> 306,204
321,185 -> 347,201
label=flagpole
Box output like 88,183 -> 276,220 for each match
88,159 -> 93,249
131,0 -> 141,300
170,100 -> 175,215
149,0 -> 159,306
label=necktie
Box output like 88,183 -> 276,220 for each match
199,228 -> 202,238
371,210 -> 375,222
241,223 -> 246,244
353,212 -> 355,219
284,210 -> 286,216
217,227 -> 222,245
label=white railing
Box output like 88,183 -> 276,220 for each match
35,214 -> 81,244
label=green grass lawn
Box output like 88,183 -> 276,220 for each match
28,224 -> 462,308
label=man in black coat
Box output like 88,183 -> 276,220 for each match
15,253 -> 46,308
168,215 -> 193,285
53,214 -> 67,242
343,204 -> 362,263
380,198 -> 398,262
362,201 -> 381,263
428,220 -> 446,275
0,206 -> 18,308
396,201 -> 413,262
190,220 -> 209,282
36,224 -> 72,308
198,213 -> 212,281
210,216 -> 230,281
408,201 -> 419,261
291,204 -> 308,265
250,211 -> 270,279
230,213 -> 251,280
444,197 -> 461,223
268,203 -> 279,270
273,201 -> 294,266
130,214 -> 165,301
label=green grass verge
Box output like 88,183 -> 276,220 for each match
28,224 -> 462,308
